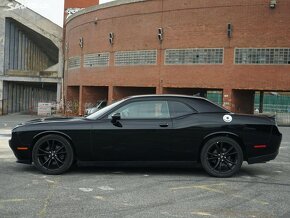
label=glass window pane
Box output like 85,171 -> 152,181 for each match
235,48 -> 290,65
165,48 -> 223,65
109,101 -> 170,119
169,101 -> 194,117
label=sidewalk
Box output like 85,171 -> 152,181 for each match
0,113 -> 45,132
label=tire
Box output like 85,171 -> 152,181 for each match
32,134 -> 74,175
200,137 -> 243,177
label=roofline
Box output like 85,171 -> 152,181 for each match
66,0 -> 146,24
125,94 -> 205,100
124,94 -> 230,112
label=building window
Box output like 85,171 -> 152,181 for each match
115,50 -> 157,66
235,48 -> 290,65
68,56 -> 81,69
165,48 -> 223,65
84,53 -> 109,67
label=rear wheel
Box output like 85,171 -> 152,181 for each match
200,137 -> 243,177
32,134 -> 74,175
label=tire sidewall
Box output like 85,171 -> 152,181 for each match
32,134 -> 74,175
201,137 -> 243,177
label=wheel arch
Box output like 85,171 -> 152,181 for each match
32,131 -> 77,158
198,132 -> 247,162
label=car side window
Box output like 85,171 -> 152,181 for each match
169,101 -> 195,118
108,101 -> 170,119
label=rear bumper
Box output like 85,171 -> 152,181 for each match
247,150 -> 279,164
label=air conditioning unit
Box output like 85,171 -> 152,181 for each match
227,23 -> 232,38
79,37 -> 83,48
270,0 -> 277,9
158,28 -> 163,42
109,32 -> 114,45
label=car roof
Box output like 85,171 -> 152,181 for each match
125,94 -> 204,100
124,94 -> 229,113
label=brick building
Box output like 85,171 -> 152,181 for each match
64,0 -> 290,115
64,0 -> 99,19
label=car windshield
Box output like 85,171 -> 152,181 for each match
86,99 -> 125,120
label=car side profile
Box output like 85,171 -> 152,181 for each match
9,95 -> 282,177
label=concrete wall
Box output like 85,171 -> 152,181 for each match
4,18 -> 55,73
3,81 -> 56,114
0,0 -> 63,115
0,0 -> 62,75
0,12 -> 5,75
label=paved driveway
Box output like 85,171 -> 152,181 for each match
0,114 -> 290,218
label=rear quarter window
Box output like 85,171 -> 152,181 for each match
188,98 -> 228,113
169,101 -> 196,118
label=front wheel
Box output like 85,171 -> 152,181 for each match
200,137 -> 243,177
32,134 -> 74,175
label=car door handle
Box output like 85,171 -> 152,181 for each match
159,123 -> 169,127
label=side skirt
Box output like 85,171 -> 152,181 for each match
77,161 -> 199,168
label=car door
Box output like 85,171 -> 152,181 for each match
91,100 -> 173,161
167,100 -> 202,161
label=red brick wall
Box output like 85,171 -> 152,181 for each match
64,0 -> 290,114
82,86 -> 107,104
65,0 -> 99,9
66,86 -> 80,115
67,86 -> 79,102
113,87 -> 156,102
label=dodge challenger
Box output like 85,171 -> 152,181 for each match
9,95 -> 282,177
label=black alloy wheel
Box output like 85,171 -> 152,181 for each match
32,134 -> 74,175
201,137 -> 243,177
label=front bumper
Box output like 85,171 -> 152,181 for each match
9,139 -> 32,164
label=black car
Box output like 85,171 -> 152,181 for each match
9,95 -> 282,177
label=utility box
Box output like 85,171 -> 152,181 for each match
38,103 -> 52,116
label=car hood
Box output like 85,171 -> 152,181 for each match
14,116 -> 86,129
28,116 -> 78,122
29,116 -> 84,123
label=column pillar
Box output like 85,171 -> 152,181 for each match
0,80 -> 3,115
57,82 -> 62,111
108,86 -> 114,104
156,84 -> 163,94
223,88 -> 233,112
79,86 -> 83,116
259,91 -> 264,113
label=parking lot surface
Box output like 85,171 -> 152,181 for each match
0,114 -> 290,218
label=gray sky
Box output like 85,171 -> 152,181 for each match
15,0 -> 115,27
16,0 -> 64,26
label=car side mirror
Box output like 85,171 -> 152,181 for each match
111,113 -> 121,123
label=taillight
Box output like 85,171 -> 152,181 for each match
253,145 -> 267,149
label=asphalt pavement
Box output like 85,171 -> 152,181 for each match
0,114 -> 290,218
